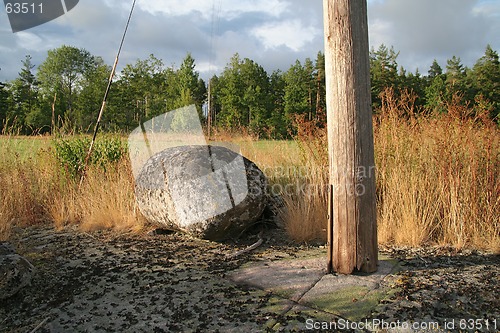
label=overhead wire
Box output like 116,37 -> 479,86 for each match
79,0 -> 137,188
207,0 -> 222,137
208,0 -> 222,76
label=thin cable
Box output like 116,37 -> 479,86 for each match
208,0 -> 221,75
207,0 -> 221,136
79,0 -> 137,188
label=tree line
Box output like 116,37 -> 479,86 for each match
1,44 -> 498,137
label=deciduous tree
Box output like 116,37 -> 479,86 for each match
37,45 -> 102,130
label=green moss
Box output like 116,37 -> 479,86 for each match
304,286 -> 387,321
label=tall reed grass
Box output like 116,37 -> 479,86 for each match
0,137 -> 51,239
277,89 -> 499,252
374,90 -> 499,252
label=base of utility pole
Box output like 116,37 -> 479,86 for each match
323,0 -> 378,275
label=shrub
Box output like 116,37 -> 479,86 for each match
53,136 -> 126,178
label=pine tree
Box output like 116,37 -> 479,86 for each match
268,70 -> 286,138
216,54 -> 271,135
9,55 -> 44,133
283,59 -> 311,133
216,53 -> 247,128
0,77 -> 8,133
175,53 -> 206,116
315,51 -> 326,124
428,59 -> 443,79
471,45 -> 500,120
370,44 -> 400,109
445,56 -> 465,88
425,75 -> 447,114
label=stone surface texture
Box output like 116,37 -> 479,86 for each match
135,145 -> 267,241
1,227 -> 498,332
135,146 -> 267,240
0,242 -> 35,300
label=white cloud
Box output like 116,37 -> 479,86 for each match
367,0 -> 500,71
368,18 -> 394,49
251,20 -> 320,52
136,0 -> 289,20
1,0 -> 498,83
473,0 -> 500,17
15,31 -> 44,50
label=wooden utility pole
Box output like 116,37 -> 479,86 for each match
323,0 -> 378,274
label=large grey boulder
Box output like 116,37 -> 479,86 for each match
135,145 -> 267,240
0,242 -> 35,300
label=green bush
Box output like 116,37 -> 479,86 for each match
53,136 -> 126,178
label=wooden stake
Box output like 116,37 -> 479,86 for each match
207,78 -> 212,139
51,92 -> 57,134
323,0 -> 378,274
327,184 -> 334,273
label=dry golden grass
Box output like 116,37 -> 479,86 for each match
49,160 -> 146,233
375,90 -> 499,251
0,136 -> 145,240
0,94 -> 498,253
222,127 -> 329,244
276,90 -> 499,252
0,138 -> 52,240
278,173 -> 328,244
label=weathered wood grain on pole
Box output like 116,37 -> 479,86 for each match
323,0 -> 378,274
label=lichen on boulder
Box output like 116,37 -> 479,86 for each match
0,242 -> 35,300
135,145 -> 267,240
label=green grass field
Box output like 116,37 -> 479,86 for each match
0,135 -> 51,158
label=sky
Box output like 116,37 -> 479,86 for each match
0,0 -> 499,82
